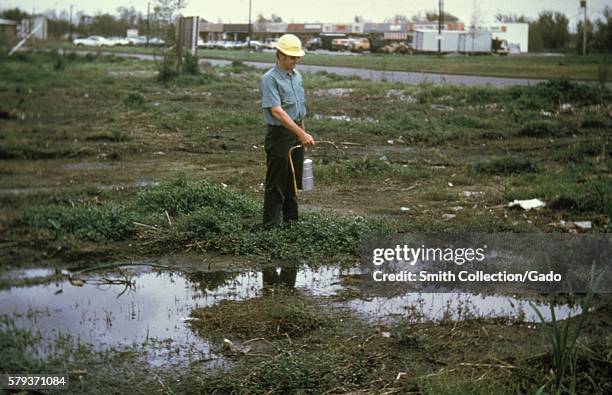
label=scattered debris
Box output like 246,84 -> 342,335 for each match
451,206 -> 464,211
222,338 -> 251,355
313,114 -> 378,123
400,207 -> 410,212
575,221 -> 592,230
557,220 -> 592,232
387,139 -> 394,145
431,104 -> 454,111
379,155 -> 388,162
442,214 -> 456,220
223,338 -> 237,353
462,191 -> 483,197
508,199 -> 546,211
385,89 -> 417,103
311,88 -> 353,97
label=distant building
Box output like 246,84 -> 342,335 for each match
0,18 -> 18,39
196,19 -> 528,53
19,16 -> 48,40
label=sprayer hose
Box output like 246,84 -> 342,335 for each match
288,140 -> 337,196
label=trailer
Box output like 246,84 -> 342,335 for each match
458,31 -> 492,53
413,29 -> 492,54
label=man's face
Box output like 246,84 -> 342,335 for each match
279,53 -> 300,72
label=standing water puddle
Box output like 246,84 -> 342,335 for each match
0,264 -> 579,366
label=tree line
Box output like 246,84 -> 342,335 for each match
497,8 -> 612,53
1,6 -> 168,39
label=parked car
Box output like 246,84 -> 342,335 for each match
232,41 -> 248,50
223,41 -> 239,50
107,37 -> 129,46
126,36 -> 146,46
148,37 -> 165,46
213,40 -> 228,49
305,37 -> 321,50
73,36 -> 112,47
247,40 -> 265,51
264,39 -> 278,49
350,37 -> 370,52
331,38 -> 351,51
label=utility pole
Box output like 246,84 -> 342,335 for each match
146,2 -> 150,46
69,4 -> 73,41
437,0 -> 443,55
248,0 -> 252,48
581,0 -> 587,55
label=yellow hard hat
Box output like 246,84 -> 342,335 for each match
276,34 -> 305,57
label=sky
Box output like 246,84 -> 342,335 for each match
4,0 -> 610,29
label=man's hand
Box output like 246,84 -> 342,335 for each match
299,131 -> 315,148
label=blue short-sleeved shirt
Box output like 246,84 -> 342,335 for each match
260,65 -> 306,126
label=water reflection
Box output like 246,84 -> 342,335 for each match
0,263 -> 582,367
262,266 -> 298,289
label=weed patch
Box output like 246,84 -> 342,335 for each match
191,292 -> 326,339
123,92 -> 145,107
474,157 -> 540,175
519,120 -> 564,138
22,204 -> 135,241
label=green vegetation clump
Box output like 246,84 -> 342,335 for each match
474,157 -> 540,175
182,51 -> 199,75
17,178 -> 387,260
581,113 -> 611,128
191,292 -> 326,339
136,177 -> 258,217
123,92 -> 145,107
548,180 -> 611,217
23,204 -> 135,241
519,120 -> 561,137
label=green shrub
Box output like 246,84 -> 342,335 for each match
181,51 -> 199,74
123,92 -> 145,107
157,53 -> 178,83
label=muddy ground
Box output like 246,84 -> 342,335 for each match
0,52 -> 611,394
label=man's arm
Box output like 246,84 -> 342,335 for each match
270,106 -> 315,147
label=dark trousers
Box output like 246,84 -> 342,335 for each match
263,125 -> 304,228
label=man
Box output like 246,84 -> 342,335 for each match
260,34 -> 315,228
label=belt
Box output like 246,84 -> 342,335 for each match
267,119 -> 303,127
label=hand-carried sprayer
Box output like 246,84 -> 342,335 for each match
288,141 -> 339,196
